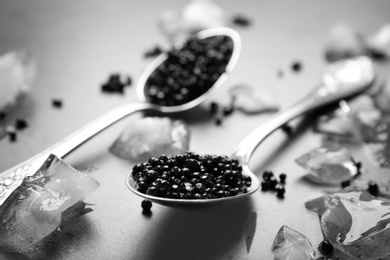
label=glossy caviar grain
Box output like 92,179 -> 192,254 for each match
318,240 -> 334,256
15,118 -> 28,130
291,61 -> 302,72
367,181 -> 379,196
145,35 -> 234,106
144,45 -> 163,58
141,200 -> 153,213
261,170 -> 287,199
232,15 -> 251,27
52,99 -> 63,108
7,130 -> 16,142
131,152 -> 250,199
101,73 -> 132,94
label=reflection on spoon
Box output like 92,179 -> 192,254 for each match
0,27 -> 241,206
126,56 -> 375,208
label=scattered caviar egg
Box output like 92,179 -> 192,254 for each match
110,117 -> 190,163
141,200 -> 153,213
52,98 -> 63,108
131,152 -> 251,200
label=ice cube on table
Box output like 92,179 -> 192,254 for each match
295,143 -> 359,185
305,189 -> 390,260
0,154 -> 99,253
229,84 -> 279,114
110,117 -> 190,162
0,50 -> 35,109
367,23 -> 390,58
324,23 -> 366,63
271,225 -> 316,260
315,95 -> 382,143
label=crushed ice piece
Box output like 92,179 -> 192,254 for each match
324,24 -> 367,63
367,130 -> 390,168
295,143 -> 359,185
110,117 -> 190,162
158,0 -> 228,43
305,189 -> 390,260
0,154 -> 99,253
271,225 -> 316,260
0,50 -> 36,109
315,95 -> 382,143
373,75 -> 390,113
367,24 -> 390,59
229,84 -> 279,114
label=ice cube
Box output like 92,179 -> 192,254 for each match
271,225 -> 316,260
367,23 -> 390,59
0,50 -> 36,109
324,23 -> 367,63
158,0 -> 227,43
110,117 -> 190,162
0,154 -> 99,253
315,95 -> 382,143
295,143 -> 359,185
229,84 -> 279,114
306,189 -> 390,259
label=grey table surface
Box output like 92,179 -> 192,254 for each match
1,1 -> 390,259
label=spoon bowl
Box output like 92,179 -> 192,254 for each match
126,164 -> 260,208
137,27 -> 241,113
126,56 -> 376,208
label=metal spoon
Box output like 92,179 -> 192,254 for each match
126,56 -> 375,208
0,27 -> 241,205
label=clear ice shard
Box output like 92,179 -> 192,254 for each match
229,84 -> 279,114
0,154 -> 99,253
315,95 -> 381,143
0,50 -> 36,109
295,143 -> 359,185
271,225 -> 316,260
110,117 -> 190,162
305,189 -> 390,260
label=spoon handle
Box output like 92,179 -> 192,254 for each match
1,102 -> 155,177
232,82 -> 369,166
232,56 -> 375,166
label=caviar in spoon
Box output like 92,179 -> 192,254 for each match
144,35 -> 234,106
131,152 -> 251,200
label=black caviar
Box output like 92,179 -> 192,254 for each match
232,15 -> 251,27
318,240 -> 334,256
7,130 -> 17,142
144,35 -> 234,106
141,199 -> 153,213
367,181 -> 379,196
52,99 -> 63,108
131,152 -> 251,199
261,171 -> 286,199
15,118 -> 28,130
291,61 -> 302,72
144,45 -> 163,58
101,73 -> 132,94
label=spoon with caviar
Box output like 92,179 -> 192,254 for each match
126,56 -> 375,208
0,27 -> 241,205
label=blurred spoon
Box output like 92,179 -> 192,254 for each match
126,56 -> 375,208
0,27 -> 241,205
